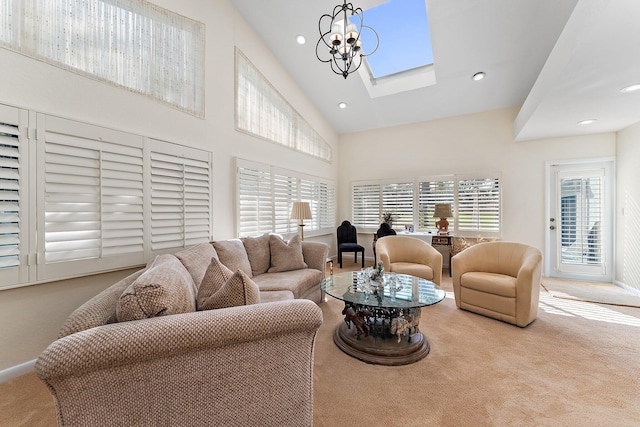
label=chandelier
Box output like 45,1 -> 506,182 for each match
315,1 -> 379,79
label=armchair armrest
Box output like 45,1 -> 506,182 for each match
36,300 -> 322,426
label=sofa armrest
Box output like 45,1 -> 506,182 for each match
301,241 -> 329,273
36,300 -> 322,426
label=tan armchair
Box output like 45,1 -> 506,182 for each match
376,235 -> 443,285
451,241 -> 542,327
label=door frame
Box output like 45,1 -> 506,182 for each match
544,157 -> 616,281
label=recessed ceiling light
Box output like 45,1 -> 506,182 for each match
338,102 -> 347,109
296,35 -> 306,45
472,72 -> 486,81
620,83 -> 640,93
578,119 -> 596,125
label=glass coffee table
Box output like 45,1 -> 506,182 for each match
321,271 -> 445,365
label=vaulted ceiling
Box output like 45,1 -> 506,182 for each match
231,0 -> 640,140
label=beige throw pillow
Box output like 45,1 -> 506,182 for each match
174,242 -> 219,288
198,257 -> 260,310
268,234 -> 308,273
212,239 -> 253,278
116,255 -> 197,322
241,233 -> 271,276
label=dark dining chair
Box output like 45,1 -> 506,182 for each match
337,220 -> 365,268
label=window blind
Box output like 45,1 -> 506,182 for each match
235,48 -> 332,162
237,165 -> 273,237
149,140 -> 212,252
382,182 -> 414,226
352,183 -> 381,228
0,0 -> 205,117
0,104 -> 27,287
273,173 -> 297,234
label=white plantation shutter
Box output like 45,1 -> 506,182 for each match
318,181 -> 335,230
237,164 -> 273,237
149,140 -> 212,253
352,183 -> 381,228
418,179 -> 454,230
273,172 -> 297,234
236,159 -> 335,237
0,105 -> 28,287
37,114 -> 145,280
382,182 -> 413,227
458,177 -> 500,233
299,178 -> 319,230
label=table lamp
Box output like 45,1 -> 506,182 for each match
433,204 -> 453,235
290,201 -> 312,240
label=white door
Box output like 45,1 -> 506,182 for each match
547,161 -> 614,282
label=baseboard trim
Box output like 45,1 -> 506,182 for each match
615,279 -> 640,296
0,359 -> 36,383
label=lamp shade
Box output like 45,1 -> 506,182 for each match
433,203 -> 453,218
290,201 -> 312,220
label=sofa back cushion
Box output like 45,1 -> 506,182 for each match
116,254 -> 197,322
268,234 -> 308,273
175,242 -> 219,287
197,257 -> 260,310
212,239 -> 253,277
241,233 -> 271,276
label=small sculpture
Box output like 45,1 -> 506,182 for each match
390,310 -> 422,343
342,305 -> 371,338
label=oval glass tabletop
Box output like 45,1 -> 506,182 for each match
321,271 -> 445,309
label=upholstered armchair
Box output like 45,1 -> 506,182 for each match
337,220 -> 365,268
376,235 -> 443,285
451,241 -> 542,327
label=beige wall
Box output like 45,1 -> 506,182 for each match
616,122 -> 640,293
0,0 -> 338,372
337,107 -> 617,265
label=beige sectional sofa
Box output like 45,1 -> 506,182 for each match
36,234 -> 329,427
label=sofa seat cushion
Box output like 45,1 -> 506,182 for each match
390,262 -> 435,281
242,233 -> 271,276
212,239 -> 253,277
175,242 -> 218,287
116,254 -> 197,322
460,272 -> 517,298
197,257 -> 260,310
259,290 -> 295,304
268,234 -> 307,273
252,269 -> 323,299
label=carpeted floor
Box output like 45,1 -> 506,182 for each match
1,262 -> 639,426
542,277 -> 640,308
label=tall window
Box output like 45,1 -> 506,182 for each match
236,159 -> 335,238
352,174 -> 501,235
0,0 -> 205,117
235,48 -> 332,162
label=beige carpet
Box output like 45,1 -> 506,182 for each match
2,263 -> 639,426
542,277 -> 640,308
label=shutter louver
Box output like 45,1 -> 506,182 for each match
353,184 -> 381,228
39,115 -> 145,280
382,182 -> 413,227
300,179 -> 319,229
273,173 -> 297,234
458,177 -> 500,232
150,141 -> 211,251
318,181 -> 335,230
418,180 -> 454,230
238,166 -> 273,237
0,121 -> 22,274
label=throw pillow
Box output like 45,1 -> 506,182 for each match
212,239 -> 253,277
268,234 -> 308,273
241,233 -> 271,276
198,258 -> 260,310
174,242 -> 219,288
116,254 -> 197,322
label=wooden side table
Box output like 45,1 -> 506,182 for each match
431,234 -> 454,276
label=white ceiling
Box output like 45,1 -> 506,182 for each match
231,0 -> 640,140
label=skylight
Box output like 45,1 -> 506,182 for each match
360,0 -> 433,79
